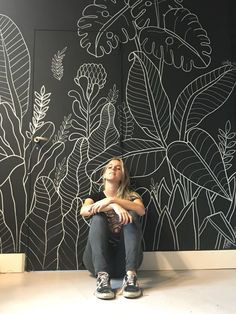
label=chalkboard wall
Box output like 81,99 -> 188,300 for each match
0,0 -> 235,270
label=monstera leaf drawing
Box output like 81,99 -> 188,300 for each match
173,64 -> 236,139
132,0 -> 183,28
127,51 -> 171,143
0,15 -> 30,120
140,8 -> 211,72
167,128 -> 231,200
77,0 -> 138,57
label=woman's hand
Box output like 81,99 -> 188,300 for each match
112,204 -> 133,225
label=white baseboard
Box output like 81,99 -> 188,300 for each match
140,250 -> 236,270
1,251 -> 236,273
0,253 -> 25,273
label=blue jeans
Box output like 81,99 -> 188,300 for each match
83,212 -> 143,278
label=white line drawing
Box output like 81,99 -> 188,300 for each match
0,0 -> 235,270
0,14 -> 31,121
51,47 -> 67,81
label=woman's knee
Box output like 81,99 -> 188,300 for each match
90,213 -> 107,227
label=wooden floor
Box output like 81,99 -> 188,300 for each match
0,269 -> 236,314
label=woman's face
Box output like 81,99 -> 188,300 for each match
104,159 -> 123,183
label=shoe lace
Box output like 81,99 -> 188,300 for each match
97,272 -> 110,287
125,274 -> 137,287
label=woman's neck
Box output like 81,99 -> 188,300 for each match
103,181 -> 119,197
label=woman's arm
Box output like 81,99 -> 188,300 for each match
111,197 -> 145,216
80,197 -> 113,217
80,198 -> 133,224
90,196 -> 145,216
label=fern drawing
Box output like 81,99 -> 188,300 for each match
26,85 -> 51,139
51,47 -> 67,81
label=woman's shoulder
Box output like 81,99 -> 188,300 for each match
128,190 -> 142,201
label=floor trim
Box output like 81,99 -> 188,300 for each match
0,253 -> 25,273
1,250 -> 236,272
141,250 -> 236,270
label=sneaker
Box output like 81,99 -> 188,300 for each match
95,272 -> 115,300
122,274 -> 142,298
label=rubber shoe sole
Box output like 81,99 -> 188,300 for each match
95,290 -> 115,300
123,289 -> 142,299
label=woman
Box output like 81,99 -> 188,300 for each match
81,157 -> 145,299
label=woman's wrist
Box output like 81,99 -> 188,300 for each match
108,196 -> 115,204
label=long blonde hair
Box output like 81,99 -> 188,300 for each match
102,157 -> 140,200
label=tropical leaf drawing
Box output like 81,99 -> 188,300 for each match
175,199 -> 199,250
167,128 -> 231,200
0,102 -> 25,157
118,102 -> 134,140
0,209 -> 15,252
173,64 -> 236,139
153,208 -> 178,250
0,15 -> 31,120
87,137 -> 166,182
132,0 -> 183,29
200,211 -> 236,248
59,138 -> 90,213
0,156 -> 24,187
127,51 -> 171,144
77,0 -> 138,57
21,176 -> 63,270
140,8 -> 211,72
88,103 -> 120,158
59,197 -> 88,270
51,46 -> 67,81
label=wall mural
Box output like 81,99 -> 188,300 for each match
0,0 -> 235,270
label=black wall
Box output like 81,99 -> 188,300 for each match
0,0 -> 235,270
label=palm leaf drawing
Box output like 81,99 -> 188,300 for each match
77,0 -> 137,57
173,65 -> 236,139
127,51 -> 171,144
0,15 -> 30,121
140,8 -> 211,72
167,128 -> 231,200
